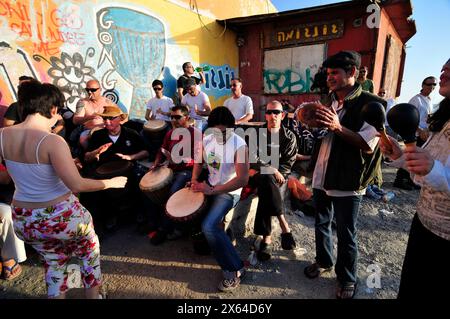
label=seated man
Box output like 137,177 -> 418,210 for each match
72,80 -> 116,149
81,105 -> 149,233
148,105 -> 202,244
181,78 -> 211,132
0,164 -> 26,281
247,100 -> 298,261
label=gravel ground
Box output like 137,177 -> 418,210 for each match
0,165 -> 418,299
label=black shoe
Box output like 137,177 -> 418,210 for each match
393,179 -> 413,190
257,242 -> 272,261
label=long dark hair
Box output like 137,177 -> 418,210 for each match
428,98 -> 450,132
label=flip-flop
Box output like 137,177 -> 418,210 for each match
2,260 -> 22,281
304,263 -> 333,279
336,282 -> 357,299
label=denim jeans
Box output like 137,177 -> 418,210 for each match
313,188 -> 362,285
202,193 -> 243,272
170,170 -> 192,195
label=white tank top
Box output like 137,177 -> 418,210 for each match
0,130 -> 70,202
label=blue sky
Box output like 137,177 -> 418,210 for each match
271,0 -> 450,105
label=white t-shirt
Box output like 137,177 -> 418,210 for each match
408,93 -> 433,130
203,132 -> 247,196
146,96 -> 174,122
224,95 -> 254,121
181,91 -> 210,121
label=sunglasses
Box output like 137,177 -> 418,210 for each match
170,115 -> 184,120
266,109 -> 283,115
103,116 -> 119,121
231,84 -> 239,87
153,87 -> 162,91
86,88 -> 100,93
424,83 -> 437,86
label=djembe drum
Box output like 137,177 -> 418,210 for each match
143,120 -> 168,141
95,160 -> 133,179
139,166 -> 173,205
165,188 -> 207,223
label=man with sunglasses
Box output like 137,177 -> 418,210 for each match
147,105 -> 202,245
82,105 -> 149,234
177,62 -> 205,103
73,80 -> 115,149
223,78 -> 254,124
246,100 -> 298,262
145,80 -> 174,123
392,76 -> 438,191
181,78 -> 211,132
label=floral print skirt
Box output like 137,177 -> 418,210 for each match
12,194 -> 101,298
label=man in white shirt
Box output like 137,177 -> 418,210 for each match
145,80 -> 174,123
181,78 -> 211,131
223,78 -> 254,124
408,76 -> 437,144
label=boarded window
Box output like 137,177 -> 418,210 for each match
263,44 -> 325,94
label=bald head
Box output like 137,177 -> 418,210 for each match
85,80 -> 101,100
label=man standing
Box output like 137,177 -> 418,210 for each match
73,80 -> 116,149
181,78 -> 211,131
248,100 -> 298,261
393,76 -> 437,190
303,51 -> 385,299
224,78 -> 254,124
357,66 -> 374,93
177,62 -> 205,102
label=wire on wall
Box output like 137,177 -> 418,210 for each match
189,0 -> 227,39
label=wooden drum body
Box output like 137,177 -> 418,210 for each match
165,188 -> 207,223
139,166 -> 173,205
143,120 -> 168,141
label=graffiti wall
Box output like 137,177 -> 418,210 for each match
263,44 -> 325,94
0,0 -> 269,119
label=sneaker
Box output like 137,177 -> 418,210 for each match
218,269 -> 246,292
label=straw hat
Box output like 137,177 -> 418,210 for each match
96,105 -> 126,118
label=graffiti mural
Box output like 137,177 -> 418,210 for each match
33,49 -> 95,109
0,0 -> 242,118
263,43 -> 325,94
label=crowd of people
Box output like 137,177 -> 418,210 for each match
0,53 -> 448,300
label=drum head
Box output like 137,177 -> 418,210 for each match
139,166 -> 173,191
95,160 -> 132,178
144,120 -> 167,131
298,103 -> 323,128
166,188 -> 205,219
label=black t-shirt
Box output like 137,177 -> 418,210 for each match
4,102 -> 21,124
177,75 -> 201,96
87,126 -> 146,167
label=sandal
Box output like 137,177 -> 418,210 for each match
2,260 -> 22,281
336,282 -> 357,299
303,262 -> 333,279
281,232 -> 296,250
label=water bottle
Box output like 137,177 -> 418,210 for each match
195,65 -> 210,72
383,191 -> 395,202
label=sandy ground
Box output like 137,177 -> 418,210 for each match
0,165 -> 418,299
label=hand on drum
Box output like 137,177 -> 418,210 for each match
106,176 -> 128,189
115,153 -> 132,161
161,148 -> 172,162
190,180 -> 214,195
316,106 -> 342,132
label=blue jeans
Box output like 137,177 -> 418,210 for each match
170,170 -> 192,195
313,189 -> 362,285
202,193 -> 243,272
